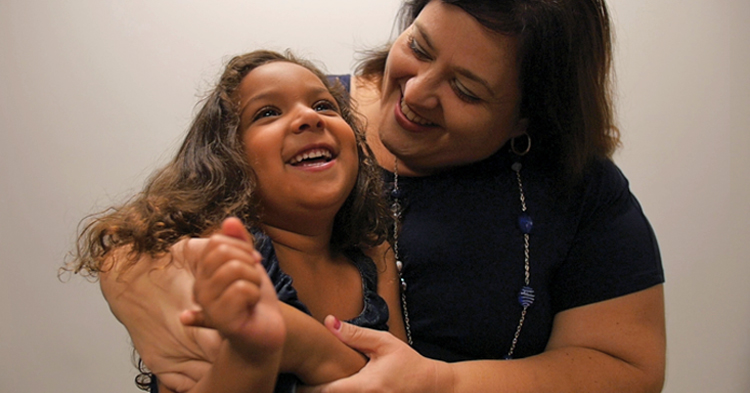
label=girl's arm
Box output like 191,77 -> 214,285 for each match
303,284 -> 666,393
154,338 -> 280,393
367,242 -> 408,342
183,218 -> 367,386
279,303 -> 367,383
175,218 -> 284,393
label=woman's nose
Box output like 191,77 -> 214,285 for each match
291,106 -> 324,133
403,71 -> 440,111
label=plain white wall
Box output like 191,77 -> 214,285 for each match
0,0 -> 746,392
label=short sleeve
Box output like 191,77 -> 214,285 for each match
550,161 -> 664,312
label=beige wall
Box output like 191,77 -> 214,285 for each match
0,0 -> 746,392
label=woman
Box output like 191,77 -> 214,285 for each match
307,0 -> 665,392
100,0 -> 666,392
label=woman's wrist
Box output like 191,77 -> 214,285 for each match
434,360 -> 456,393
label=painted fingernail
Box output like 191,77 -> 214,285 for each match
332,316 -> 341,331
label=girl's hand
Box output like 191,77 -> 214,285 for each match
181,218 -> 286,360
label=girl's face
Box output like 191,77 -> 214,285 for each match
237,61 -> 359,230
378,0 -> 528,175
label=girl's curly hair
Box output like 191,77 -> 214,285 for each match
66,49 -> 392,278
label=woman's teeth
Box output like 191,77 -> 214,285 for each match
401,99 -> 434,126
289,148 -> 333,165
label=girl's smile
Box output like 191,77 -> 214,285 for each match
237,61 -> 359,230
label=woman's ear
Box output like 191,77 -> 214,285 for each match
512,118 -> 530,138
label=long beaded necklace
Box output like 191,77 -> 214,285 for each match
391,159 -> 413,345
391,154 -> 535,358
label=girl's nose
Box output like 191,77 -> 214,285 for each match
291,106 -> 324,133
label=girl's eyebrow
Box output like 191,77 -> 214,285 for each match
413,22 -> 496,99
239,91 -> 275,118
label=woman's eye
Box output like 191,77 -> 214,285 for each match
313,100 -> 338,113
452,81 -> 481,104
253,107 -> 280,121
408,35 -> 430,61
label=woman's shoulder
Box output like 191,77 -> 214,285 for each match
349,76 -> 382,130
579,158 -> 634,203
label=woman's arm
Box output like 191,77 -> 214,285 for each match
99,241 -> 220,392
303,284 -> 666,393
100,233 -> 368,392
101,238 -> 276,393
448,284 -> 666,393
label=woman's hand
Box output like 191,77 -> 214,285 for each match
99,239 -> 222,392
300,316 -> 454,393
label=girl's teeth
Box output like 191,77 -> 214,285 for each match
290,149 -> 332,165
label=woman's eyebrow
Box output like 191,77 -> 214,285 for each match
454,66 -> 495,98
414,22 -> 495,98
413,21 -> 436,51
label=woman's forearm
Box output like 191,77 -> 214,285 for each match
446,347 -> 662,393
444,286 -> 666,393
301,286 -> 665,393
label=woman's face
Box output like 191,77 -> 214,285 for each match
237,61 -> 359,230
378,0 -> 527,175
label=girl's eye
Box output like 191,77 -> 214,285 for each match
408,35 -> 430,61
252,107 -> 280,121
313,100 -> 339,113
451,80 -> 481,104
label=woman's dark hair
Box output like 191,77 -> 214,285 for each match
357,0 -> 619,181
68,49 -> 392,277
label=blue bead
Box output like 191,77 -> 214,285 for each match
518,286 -> 535,308
391,187 -> 403,199
518,213 -> 533,234
512,162 -> 522,172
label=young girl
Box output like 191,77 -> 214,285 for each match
68,50 -> 406,393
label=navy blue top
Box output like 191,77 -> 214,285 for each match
253,232 -> 390,392
254,231 -> 389,330
385,148 -> 664,361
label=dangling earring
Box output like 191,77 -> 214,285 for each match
510,133 -> 531,156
